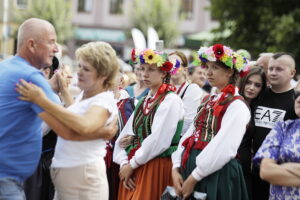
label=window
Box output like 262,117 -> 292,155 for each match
15,0 -> 28,9
180,0 -> 194,20
110,0 -> 123,15
78,0 -> 93,13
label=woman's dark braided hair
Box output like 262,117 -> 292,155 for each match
164,73 -> 171,84
148,72 -> 171,110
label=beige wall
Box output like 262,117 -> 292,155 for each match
71,0 -> 216,33
72,0 -> 131,28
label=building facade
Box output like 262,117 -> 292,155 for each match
0,0 -> 216,59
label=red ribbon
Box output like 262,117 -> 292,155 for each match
158,83 -> 176,94
181,135 -> 195,169
104,143 -> 113,169
213,84 -> 235,117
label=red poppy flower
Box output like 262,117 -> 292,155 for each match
221,84 -> 235,96
212,44 -> 224,59
161,61 -> 173,72
239,67 -> 250,78
131,49 -> 136,62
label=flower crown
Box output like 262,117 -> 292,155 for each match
130,49 -> 180,75
198,44 -> 248,73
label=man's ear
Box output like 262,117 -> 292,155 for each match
27,39 -> 36,53
291,69 -> 296,78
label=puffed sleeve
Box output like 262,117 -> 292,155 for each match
90,92 -> 118,124
129,93 -> 184,169
171,124 -> 195,168
191,99 -> 251,181
113,113 -> 135,167
181,84 -> 204,134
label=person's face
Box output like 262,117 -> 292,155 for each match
267,57 -> 295,88
190,67 -> 207,87
243,74 -> 263,100
141,64 -> 165,89
294,93 -> 300,117
169,54 -> 186,81
77,58 -> 106,91
34,27 -> 59,68
134,65 -> 143,81
205,62 -> 232,90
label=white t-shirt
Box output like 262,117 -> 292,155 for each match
51,91 -> 118,168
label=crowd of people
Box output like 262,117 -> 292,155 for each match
0,18 -> 300,200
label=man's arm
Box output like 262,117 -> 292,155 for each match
18,79 -> 110,136
39,112 -> 117,141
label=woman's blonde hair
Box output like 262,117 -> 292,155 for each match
75,41 -> 119,89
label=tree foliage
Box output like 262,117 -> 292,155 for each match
13,0 -> 73,43
209,0 -> 300,70
130,0 -> 181,47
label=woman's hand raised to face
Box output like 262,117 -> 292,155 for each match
16,79 -> 47,104
57,66 -> 73,92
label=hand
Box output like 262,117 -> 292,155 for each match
16,79 -> 47,104
48,72 -> 59,93
57,71 -> 70,93
122,177 -> 136,190
119,164 -> 135,190
182,175 -> 197,200
119,135 -> 134,149
102,117 -> 118,139
172,168 -> 184,197
57,66 -> 73,93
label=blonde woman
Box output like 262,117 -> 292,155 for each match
16,41 -> 119,200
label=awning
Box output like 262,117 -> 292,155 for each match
185,29 -> 231,49
74,27 -> 127,43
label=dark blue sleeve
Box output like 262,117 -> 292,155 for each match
28,72 -> 60,114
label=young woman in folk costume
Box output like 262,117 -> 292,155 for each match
168,51 -> 207,135
171,44 -> 251,200
113,48 -> 184,200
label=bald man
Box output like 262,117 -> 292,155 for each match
252,53 -> 297,200
0,18 -> 60,199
